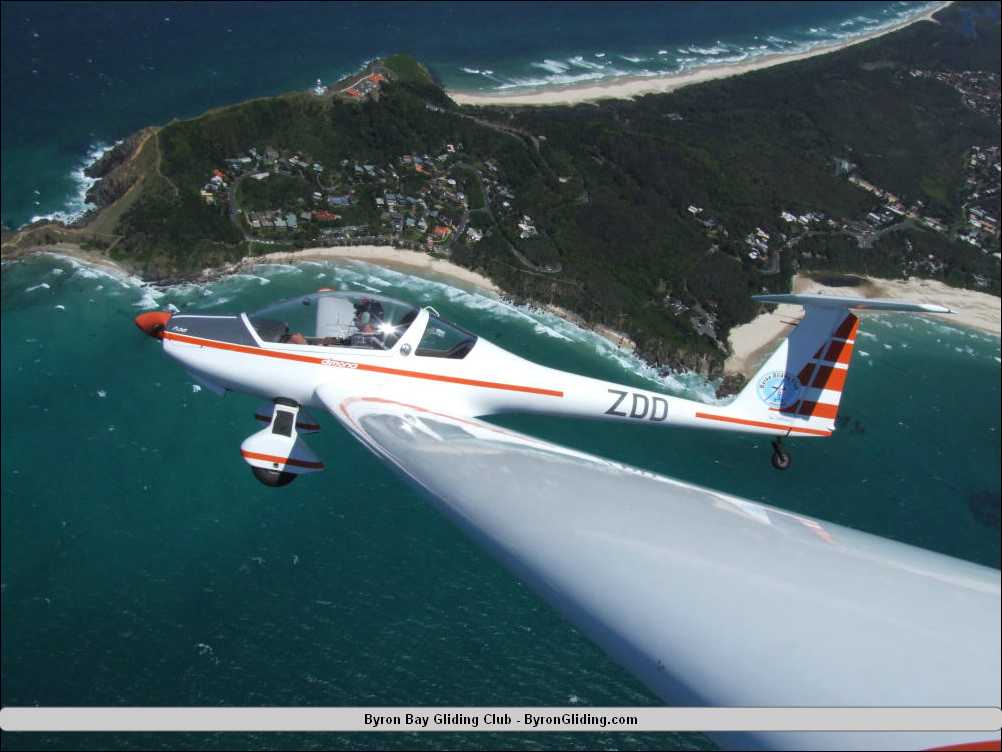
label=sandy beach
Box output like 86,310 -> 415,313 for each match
7,242 -> 135,279
243,244 -> 501,294
6,242 -> 500,297
725,273 -> 1001,377
449,2 -> 950,108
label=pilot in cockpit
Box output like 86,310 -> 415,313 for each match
351,298 -> 385,347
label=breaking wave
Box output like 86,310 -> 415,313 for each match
28,141 -> 121,226
452,2 -> 944,95
529,59 -> 571,75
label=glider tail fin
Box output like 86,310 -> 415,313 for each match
728,294 -> 951,436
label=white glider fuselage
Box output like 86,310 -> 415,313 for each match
139,288 -> 956,468
162,308 -> 763,438
154,290 -> 953,444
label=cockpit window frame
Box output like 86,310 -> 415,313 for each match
415,313 -> 479,359
242,293 -> 420,356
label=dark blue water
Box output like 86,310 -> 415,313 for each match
2,1 -> 940,228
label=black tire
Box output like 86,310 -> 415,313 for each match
771,450 -> 792,471
252,466 -> 297,487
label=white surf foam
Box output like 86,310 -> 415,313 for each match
530,59 -> 571,75
28,140 -> 122,226
495,68 -> 626,90
250,263 -> 305,276
568,56 -> 606,71
461,66 -> 497,78
485,7 -> 943,96
228,273 -> 272,286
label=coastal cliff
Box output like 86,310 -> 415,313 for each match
83,128 -> 155,210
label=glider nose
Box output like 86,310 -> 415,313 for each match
134,311 -> 172,339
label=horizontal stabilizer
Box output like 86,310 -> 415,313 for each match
753,293 -> 952,314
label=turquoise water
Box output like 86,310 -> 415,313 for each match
2,255 -> 999,751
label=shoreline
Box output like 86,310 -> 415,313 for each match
239,245 -> 502,295
7,244 -> 996,381
4,242 -> 137,279
8,242 -> 640,354
448,2 -> 950,107
725,273 -> 1002,378
5,242 -> 501,297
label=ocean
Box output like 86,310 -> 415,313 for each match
1,2 -> 999,749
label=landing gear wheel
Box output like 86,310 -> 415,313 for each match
771,438 -> 791,471
252,466 -> 297,487
771,449 -> 792,471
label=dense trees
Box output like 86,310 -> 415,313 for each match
113,1 -> 1000,371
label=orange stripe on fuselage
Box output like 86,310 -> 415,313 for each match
163,331 -> 563,398
355,362 -> 563,396
695,412 -> 832,436
240,449 -> 324,469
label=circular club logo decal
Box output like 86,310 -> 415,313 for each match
756,370 -> 801,409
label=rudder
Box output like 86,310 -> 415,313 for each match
728,304 -> 860,435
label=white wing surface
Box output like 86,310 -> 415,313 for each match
316,385 -> 1000,751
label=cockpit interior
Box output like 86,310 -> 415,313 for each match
248,291 -> 477,358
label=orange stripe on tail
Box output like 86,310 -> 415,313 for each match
788,314 -> 858,422
833,313 -> 859,339
823,339 -> 854,365
797,400 -> 839,419
811,365 -> 847,392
